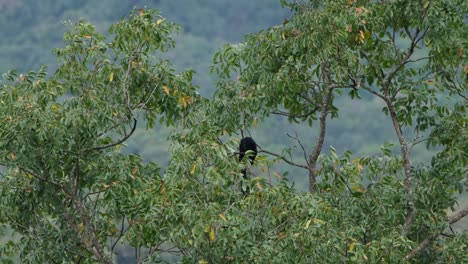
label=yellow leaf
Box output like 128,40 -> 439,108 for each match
434,246 -> 447,252
184,95 -> 192,108
83,35 -> 92,39
349,242 -> 356,252
10,152 -> 15,160
313,218 -> 326,224
253,116 -> 258,127
132,167 -> 139,176
209,228 -> 215,241
356,186 -> 367,193
139,9 -> 144,17
256,182 -> 264,190
109,72 -> 114,82
163,85 -> 170,95
77,223 -> 85,233
426,80 -> 434,85
199,260 -> 208,264
281,32 -> 286,40
51,105 -> 59,111
190,163 -> 197,174
274,172 -> 282,179
219,214 -> 227,222
357,163 -> 363,172
458,47 -> 463,57
359,30 -> 365,43
156,19 -> 164,25
423,1 -> 430,9
305,219 -> 312,229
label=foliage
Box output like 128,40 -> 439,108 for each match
1,0 -> 467,263
0,9 -> 197,263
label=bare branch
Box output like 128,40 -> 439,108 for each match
88,118 -> 137,151
360,51 -> 385,85
383,28 -> 421,95
409,136 -> 428,155
308,62 -> 334,192
407,56 -> 429,64
111,214 -> 127,253
385,99 -> 415,234
286,133 -> 310,167
367,27 -> 426,234
270,106 -> 319,119
406,204 -> 468,260
380,29 -> 428,233
258,148 -> 308,170
361,86 -> 386,101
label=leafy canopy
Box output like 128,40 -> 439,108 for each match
1,1 -> 467,263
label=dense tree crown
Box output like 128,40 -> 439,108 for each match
1,0 -> 467,263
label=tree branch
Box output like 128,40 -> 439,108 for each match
19,167 -> 66,190
111,214 -> 127,253
270,106 -> 319,119
383,28 -> 421,95
73,195 -> 111,263
88,118 -> 137,151
385,98 -> 414,235
308,62 -> 333,192
286,133 -> 310,167
406,204 -> 468,260
368,28 -> 424,234
258,148 -> 308,170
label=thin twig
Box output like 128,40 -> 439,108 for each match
88,118 -> 137,151
286,132 -> 310,167
19,167 -> 65,190
111,214 -> 126,253
271,106 -> 319,119
308,62 -> 334,192
258,148 -> 308,169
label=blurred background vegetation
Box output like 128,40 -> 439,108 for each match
0,0 -> 439,190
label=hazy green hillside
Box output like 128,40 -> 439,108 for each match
0,0 -> 289,92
